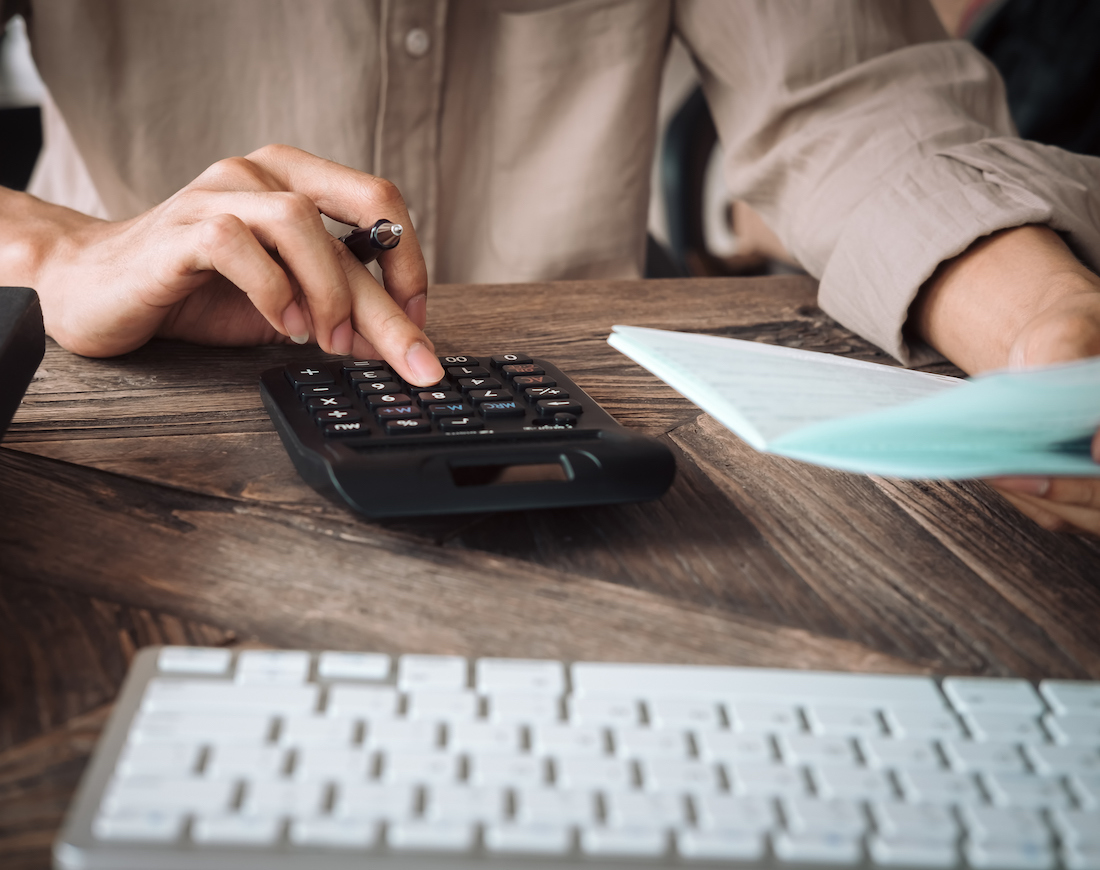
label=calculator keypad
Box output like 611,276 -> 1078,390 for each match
283,355 -> 585,441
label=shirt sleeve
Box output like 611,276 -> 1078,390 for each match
674,0 -> 1100,365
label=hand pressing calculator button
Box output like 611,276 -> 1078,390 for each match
260,354 -> 675,517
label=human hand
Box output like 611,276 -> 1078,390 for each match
911,225 -> 1100,536
28,144 -> 444,385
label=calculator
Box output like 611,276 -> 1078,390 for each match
259,353 -> 675,517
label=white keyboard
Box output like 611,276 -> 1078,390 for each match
54,647 -> 1100,870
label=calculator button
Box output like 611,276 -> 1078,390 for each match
428,402 -> 472,419
501,364 -> 544,379
348,370 -> 393,383
342,359 -> 386,371
286,365 -> 335,386
457,377 -> 502,392
536,399 -> 582,417
307,396 -> 352,411
418,390 -> 463,406
357,381 -> 401,396
513,375 -> 555,390
440,417 -> 485,432
324,421 -> 369,437
447,366 -> 490,378
469,389 -> 511,405
479,400 -> 524,418
525,387 -> 568,402
491,354 -> 531,368
377,406 -> 422,420
366,393 -> 412,409
386,418 -> 432,434
316,409 -> 362,424
299,385 -> 344,400
439,355 -> 480,366
551,413 -> 578,427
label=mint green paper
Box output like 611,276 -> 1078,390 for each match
608,325 -> 1100,479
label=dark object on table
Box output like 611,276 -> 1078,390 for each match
260,353 -> 676,517
0,286 -> 44,439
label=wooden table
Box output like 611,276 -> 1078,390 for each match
1,275 -> 1098,868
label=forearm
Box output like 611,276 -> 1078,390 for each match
0,186 -> 99,289
910,225 -> 1100,374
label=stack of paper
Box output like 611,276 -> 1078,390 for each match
608,325 -> 1100,479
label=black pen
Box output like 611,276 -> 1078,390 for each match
340,218 -> 403,264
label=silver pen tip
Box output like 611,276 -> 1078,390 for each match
391,224 -> 403,236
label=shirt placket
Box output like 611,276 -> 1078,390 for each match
374,0 -> 448,281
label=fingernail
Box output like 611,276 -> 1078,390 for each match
406,341 -> 443,385
330,320 -> 354,356
992,476 -> 1051,497
404,294 -> 427,329
282,300 -> 309,345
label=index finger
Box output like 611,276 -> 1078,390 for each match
246,145 -> 428,316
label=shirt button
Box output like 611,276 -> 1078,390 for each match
404,28 -> 431,58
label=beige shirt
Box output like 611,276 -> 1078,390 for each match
9,0 -> 1100,363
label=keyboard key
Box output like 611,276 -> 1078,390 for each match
417,389 -> 462,405
696,730 -> 775,763
131,710 -> 273,744
157,647 -> 231,675
782,797 -> 866,835
468,754 -> 546,787
868,835 -> 958,867
581,826 -> 667,857
807,705 -> 884,736
1045,713 -> 1100,745
942,739 -> 1028,772
1050,808 -> 1100,847
468,388 -> 510,404
778,734 -> 856,766
289,817 -> 377,848
447,365 -> 490,378
479,399 -> 524,417
326,684 -> 397,717
729,763 -> 808,797
456,376 -> 501,391
1071,773 -> 1100,808
333,782 -> 415,820
772,831 -> 862,864
869,801 -> 957,839
647,697 -> 722,729
377,405 -> 421,420
366,719 -> 439,750
679,828 -> 767,861
729,702 -> 803,734
491,353 -> 531,367
325,421 -> 369,437
317,651 -> 390,681
388,821 -> 475,852
240,778 -> 327,816
525,387 -> 569,402
205,745 -> 287,779
290,747 -> 370,780
884,707 -> 964,739
381,750 -> 459,784
398,655 -> 467,691
1040,681 -> 1100,716
192,814 -> 280,846
342,359 -> 386,371
860,737 -> 943,770
476,658 -> 565,695
142,679 -> 318,714
384,418 -> 431,434
984,773 -> 1071,808
484,823 -> 572,855
694,794 -> 777,832
533,724 -> 606,757
92,809 -> 183,842
424,785 -> 508,823
286,365 -> 334,386
116,742 -> 201,778
346,369 -> 391,382
536,399 -> 582,417
943,678 -> 1045,715
446,721 -> 520,753
516,788 -> 597,825
963,710 -> 1046,742
439,416 -> 484,431
316,409 -> 362,425
896,769 -> 983,804
812,766 -> 895,801
512,375 -> 555,390
280,715 -> 357,746
556,756 -> 633,789
307,395 -> 352,411
299,385 -> 343,399
614,727 -> 689,759
640,759 -> 721,793
428,403 -> 472,419
569,696 -> 641,727
406,690 -> 478,722
356,381 -> 400,395
501,363 -> 544,378
103,776 -> 235,814
365,391 -> 411,409
1025,743 -> 1100,774
963,839 -> 1055,870
960,806 -> 1051,842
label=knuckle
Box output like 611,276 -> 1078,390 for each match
197,156 -> 257,188
199,213 -> 247,253
370,177 -> 403,208
270,191 -> 318,225
251,142 -> 298,163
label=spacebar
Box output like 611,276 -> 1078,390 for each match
570,663 -> 943,706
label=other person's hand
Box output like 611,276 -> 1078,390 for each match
912,226 -> 1100,536
23,144 -> 444,385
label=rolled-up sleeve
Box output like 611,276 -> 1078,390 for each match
675,0 -> 1100,364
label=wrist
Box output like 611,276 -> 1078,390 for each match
910,225 -> 1100,373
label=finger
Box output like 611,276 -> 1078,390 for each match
246,145 -> 428,314
180,213 -> 307,343
994,487 -> 1100,536
990,475 -> 1100,510
334,242 -> 443,386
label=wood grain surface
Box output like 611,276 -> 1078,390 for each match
1,275 -> 1097,868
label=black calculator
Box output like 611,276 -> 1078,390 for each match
259,353 -> 675,517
